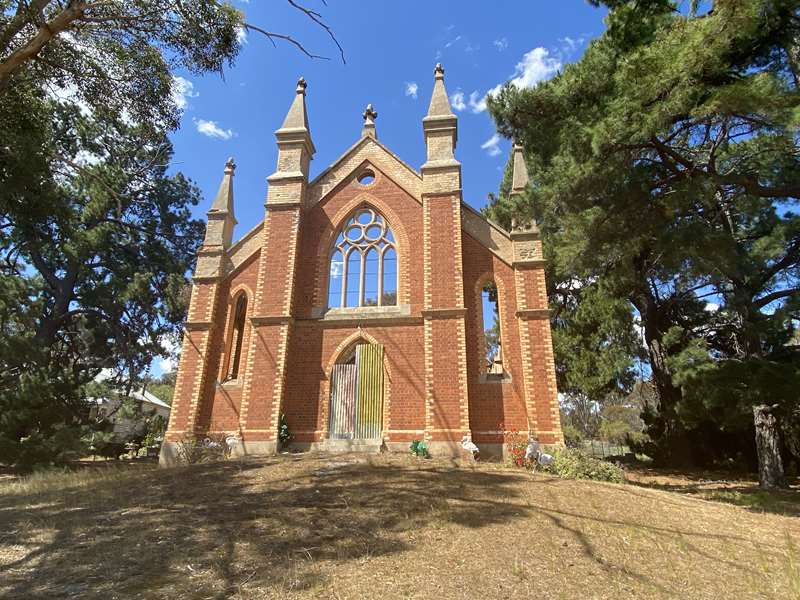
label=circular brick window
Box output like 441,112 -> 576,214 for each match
357,169 -> 376,185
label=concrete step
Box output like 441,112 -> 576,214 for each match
315,439 -> 383,454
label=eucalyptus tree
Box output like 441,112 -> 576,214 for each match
0,0 -> 341,467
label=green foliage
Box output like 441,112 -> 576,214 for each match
541,449 -> 626,483
142,415 -> 167,449
0,101 -> 203,467
0,1 -> 342,469
410,440 -> 429,458
278,413 -> 292,447
147,372 -> 177,406
486,0 -> 800,468
561,424 -> 585,448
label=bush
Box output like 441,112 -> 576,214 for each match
504,427 -> 532,468
561,424 -> 584,448
278,413 -> 292,447
410,439 -> 429,458
541,448 -> 625,483
175,432 -> 232,464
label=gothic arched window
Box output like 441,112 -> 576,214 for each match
224,293 -> 247,380
328,207 -> 397,308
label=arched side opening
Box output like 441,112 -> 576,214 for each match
328,340 -> 385,440
475,278 -> 510,382
221,291 -> 248,382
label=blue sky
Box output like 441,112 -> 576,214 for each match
157,1 -> 609,374
169,1 -> 608,236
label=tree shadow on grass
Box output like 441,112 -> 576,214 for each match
1,456 -> 794,598
0,456 -> 528,598
626,469 -> 800,518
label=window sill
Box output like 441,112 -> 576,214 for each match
218,378 -> 243,389
478,372 -> 512,384
312,304 -> 411,321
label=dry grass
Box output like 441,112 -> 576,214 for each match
1,453 -> 799,599
627,467 -> 800,517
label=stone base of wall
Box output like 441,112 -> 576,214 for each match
158,438 -> 556,467
289,439 -> 383,454
158,441 -> 181,467
158,440 -> 280,467
233,441 -> 278,458
473,443 -> 504,460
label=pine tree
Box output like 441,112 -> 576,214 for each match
486,0 -> 800,484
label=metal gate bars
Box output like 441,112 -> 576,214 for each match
329,344 -> 384,440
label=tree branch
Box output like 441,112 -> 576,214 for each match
754,287 -> 800,309
243,22 -> 329,61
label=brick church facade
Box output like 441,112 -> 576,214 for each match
160,65 -> 563,464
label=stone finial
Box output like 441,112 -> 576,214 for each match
363,103 -> 378,122
510,144 -> 538,235
278,76 -> 311,133
205,156 -> 238,248
510,141 -> 529,195
422,63 -> 459,170
426,63 -> 454,118
210,157 -> 236,214
361,103 -> 378,139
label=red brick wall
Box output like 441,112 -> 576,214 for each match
195,253 -> 260,433
171,160 -> 562,448
461,234 -> 529,443
284,166 -> 428,441
294,162 -> 423,316
284,323 -> 426,442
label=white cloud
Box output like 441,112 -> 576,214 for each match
236,26 -> 248,45
330,260 -> 342,280
450,90 -> 466,111
468,90 -> 488,113
158,337 -> 178,373
172,76 -> 198,111
194,118 -> 235,140
481,133 -> 502,157
508,47 -> 561,90
558,36 -> 585,54
469,47 -> 561,114
705,302 -> 720,312
493,37 -> 508,51
405,81 -> 418,99
444,35 -> 462,49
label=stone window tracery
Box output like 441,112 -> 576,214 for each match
328,207 -> 397,308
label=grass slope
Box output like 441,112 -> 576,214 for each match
1,454 -> 799,599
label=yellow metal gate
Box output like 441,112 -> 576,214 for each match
329,344 -> 384,440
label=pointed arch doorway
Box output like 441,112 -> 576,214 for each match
329,343 -> 384,440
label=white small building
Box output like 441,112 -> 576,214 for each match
88,388 -> 171,440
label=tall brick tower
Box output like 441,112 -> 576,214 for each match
509,143 -> 563,444
420,64 -> 471,453
163,159 -> 237,452
235,77 -> 315,455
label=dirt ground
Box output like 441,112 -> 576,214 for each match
1,453 -> 799,599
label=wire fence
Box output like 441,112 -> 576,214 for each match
581,440 -> 630,458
